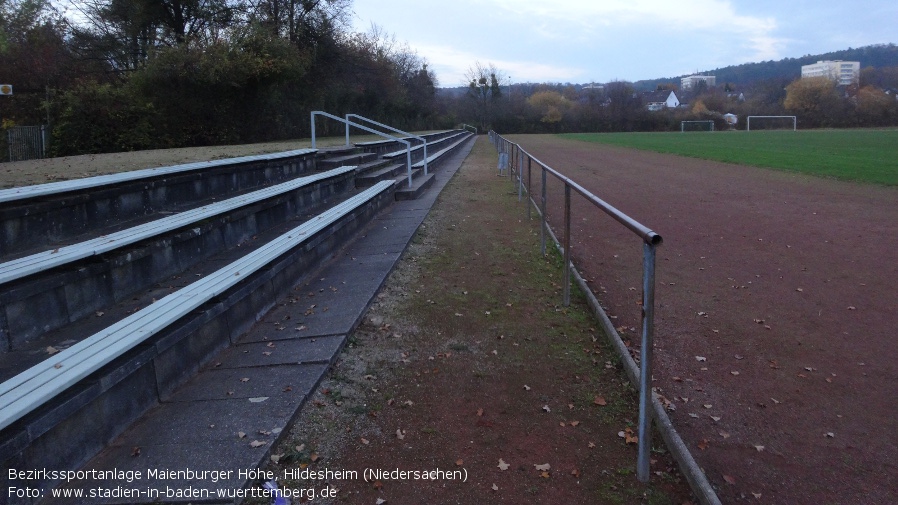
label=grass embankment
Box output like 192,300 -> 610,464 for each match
267,138 -> 694,504
563,129 -> 898,185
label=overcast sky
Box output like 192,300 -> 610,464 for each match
350,0 -> 897,87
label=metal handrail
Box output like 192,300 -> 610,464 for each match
347,114 -> 428,175
490,130 -> 661,483
311,111 -> 414,188
459,123 -> 478,135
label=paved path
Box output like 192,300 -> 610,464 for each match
48,139 -> 475,504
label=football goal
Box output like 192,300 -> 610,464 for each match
747,116 -> 796,131
681,120 -> 715,132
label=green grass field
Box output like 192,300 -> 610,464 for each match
561,129 -> 898,185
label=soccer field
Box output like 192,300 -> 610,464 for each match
562,129 -> 898,185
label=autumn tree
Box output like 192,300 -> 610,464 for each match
784,76 -> 844,127
526,90 -> 570,129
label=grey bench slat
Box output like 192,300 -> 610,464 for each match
412,134 -> 471,169
0,180 -> 395,430
0,149 -> 317,205
0,165 -> 355,285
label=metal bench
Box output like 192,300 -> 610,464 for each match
0,149 -> 316,205
0,165 -> 355,286
0,180 -> 395,431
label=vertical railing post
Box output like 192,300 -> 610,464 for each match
540,167 -> 547,256
636,242 -> 658,482
563,184 -> 571,306
517,147 -> 523,202
527,156 -> 532,220
311,112 -> 317,149
345,121 -> 350,146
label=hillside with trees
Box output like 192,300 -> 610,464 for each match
0,0 -> 442,156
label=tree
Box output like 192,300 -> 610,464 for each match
527,90 -> 570,128
465,61 -> 504,131
784,77 -> 843,127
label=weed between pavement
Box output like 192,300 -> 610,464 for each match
260,139 -> 695,504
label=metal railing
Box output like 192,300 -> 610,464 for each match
490,131 -> 662,481
459,123 -> 478,135
347,114 -> 427,175
311,111 -> 414,188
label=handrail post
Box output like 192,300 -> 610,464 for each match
527,156 -> 532,220
637,242 -> 658,482
311,112 -> 317,149
563,184 -> 571,307
517,147 -> 523,202
540,167 -> 547,256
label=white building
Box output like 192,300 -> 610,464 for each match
644,90 -> 680,111
680,75 -> 716,90
801,60 -> 860,86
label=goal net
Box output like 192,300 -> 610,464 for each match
681,120 -> 715,132
747,116 -> 796,131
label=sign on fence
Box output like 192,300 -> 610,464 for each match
7,125 -> 47,162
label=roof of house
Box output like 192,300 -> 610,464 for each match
643,90 -> 677,103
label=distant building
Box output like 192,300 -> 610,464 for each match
681,75 -> 716,90
644,90 -> 680,111
801,60 -> 860,86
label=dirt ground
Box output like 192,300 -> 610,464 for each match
263,138 -> 695,504
506,134 -> 898,504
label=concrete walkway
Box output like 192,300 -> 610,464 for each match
47,139 -> 476,505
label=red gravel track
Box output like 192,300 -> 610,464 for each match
506,134 -> 898,504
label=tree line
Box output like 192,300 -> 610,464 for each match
1,0 -> 442,156
451,66 -> 898,134
2,0 -> 897,160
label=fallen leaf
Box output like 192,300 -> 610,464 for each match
249,440 -> 267,448
730,371 -> 740,376
498,459 -> 510,471
695,356 -> 707,362
542,405 -> 551,413
240,377 -> 250,382
396,429 -> 405,440
249,397 -> 269,403
376,498 -> 386,505
492,484 -> 499,491
570,421 -> 580,427
95,311 -> 105,317
237,431 -> 246,439
593,396 -> 607,406
754,445 -> 765,452
540,471 -> 551,478
698,439 -> 710,450
456,459 -> 464,466
571,468 -> 581,478
588,442 -> 596,448
46,346 -> 59,355
534,463 -> 551,471
825,432 -> 835,438
752,492 -> 762,499
310,453 -> 319,462
477,408 -> 484,417
710,416 -> 722,422
723,474 -> 736,485
524,385 -> 531,391
360,438 -> 369,445
130,446 -> 141,457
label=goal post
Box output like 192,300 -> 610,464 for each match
747,116 -> 796,131
681,120 -> 715,132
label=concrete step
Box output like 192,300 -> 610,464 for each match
0,150 -> 319,261
317,152 -> 377,171
356,163 -> 407,187
0,183 -> 397,501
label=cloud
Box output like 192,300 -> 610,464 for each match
415,44 -> 585,86
490,0 -> 787,62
